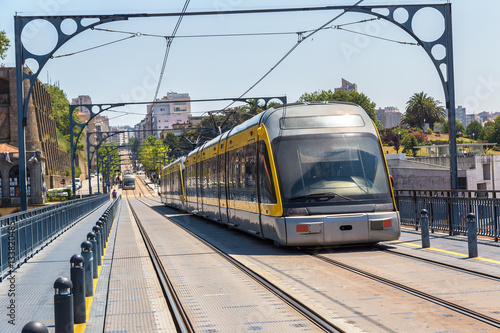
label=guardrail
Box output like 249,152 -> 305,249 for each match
0,194 -> 110,281
395,190 -> 500,242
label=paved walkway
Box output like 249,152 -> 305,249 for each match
0,199 -> 113,332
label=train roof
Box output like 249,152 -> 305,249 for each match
180,101 -> 370,160
162,156 -> 186,171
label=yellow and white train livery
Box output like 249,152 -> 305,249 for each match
161,102 -> 400,247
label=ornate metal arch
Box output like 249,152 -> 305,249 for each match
14,4 -> 456,210
96,145 -> 120,194
348,4 -> 457,189
15,15 -> 128,209
86,130 -> 126,195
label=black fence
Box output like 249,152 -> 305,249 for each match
0,194 -> 110,280
395,190 -> 500,242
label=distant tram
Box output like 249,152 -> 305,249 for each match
161,102 -> 400,247
123,174 -> 136,190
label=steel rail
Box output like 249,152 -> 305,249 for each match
136,197 -> 343,333
126,192 -> 194,333
373,244 -> 500,282
307,252 -> 500,329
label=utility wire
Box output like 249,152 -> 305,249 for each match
55,17 -> 414,60
334,26 -> 419,45
51,35 -> 137,58
153,0 -> 191,102
222,0 -> 366,111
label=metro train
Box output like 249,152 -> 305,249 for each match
123,174 -> 136,190
160,102 -> 400,247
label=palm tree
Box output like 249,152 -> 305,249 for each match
403,92 -> 445,130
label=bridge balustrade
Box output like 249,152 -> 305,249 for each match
395,190 -> 500,242
0,194 -> 109,280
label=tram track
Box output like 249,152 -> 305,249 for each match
132,195 -> 343,333
127,194 -> 500,331
124,188 -> 195,333
147,197 -> 500,329
305,250 -> 500,329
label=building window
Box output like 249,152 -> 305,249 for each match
457,177 -> 467,190
483,164 -> 491,180
9,165 -> 30,197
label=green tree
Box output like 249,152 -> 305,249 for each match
0,30 -> 10,60
298,89 -> 382,129
45,84 -> 71,135
440,118 -> 465,135
97,142 -> 120,178
45,83 -> 84,153
465,120 -> 484,141
402,134 -> 420,157
484,118 -> 500,145
138,136 -> 169,173
402,92 -> 445,130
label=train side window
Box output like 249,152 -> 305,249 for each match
228,150 -> 236,200
245,143 -> 258,203
219,153 -> 227,200
258,141 -> 277,204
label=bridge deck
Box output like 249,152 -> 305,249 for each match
0,199 -> 112,331
1,193 -> 500,332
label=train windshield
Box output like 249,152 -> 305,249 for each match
274,133 -> 392,205
123,177 -> 135,186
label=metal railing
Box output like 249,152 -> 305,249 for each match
0,194 -> 110,280
395,190 -> 500,242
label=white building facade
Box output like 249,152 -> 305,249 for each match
149,92 -> 191,138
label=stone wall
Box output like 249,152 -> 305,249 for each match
0,67 -> 73,181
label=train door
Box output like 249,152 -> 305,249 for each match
219,149 -> 229,225
195,152 -> 202,214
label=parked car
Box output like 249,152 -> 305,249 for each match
74,178 -> 81,189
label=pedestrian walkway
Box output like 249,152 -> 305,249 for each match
0,199 -> 113,331
387,226 -> 500,276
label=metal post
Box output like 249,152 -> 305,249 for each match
466,213 -> 478,258
92,226 -> 102,265
14,18 -> 28,211
87,133 -> 92,196
87,232 -> 98,278
22,321 -> 49,333
445,5 -> 458,190
80,241 -> 93,296
420,209 -> 431,248
53,277 -> 74,333
70,255 -> 86,324
96,221 -> 105,249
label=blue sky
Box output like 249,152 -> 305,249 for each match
1,0 -> 499,127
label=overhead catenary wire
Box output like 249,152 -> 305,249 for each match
51,35 -> 137,58
153,0 -> 191,103
222,0 -> 366,112
53,16 -> 415,61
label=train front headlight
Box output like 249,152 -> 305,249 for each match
285,207 -> 309,216
374,203 -> 394,211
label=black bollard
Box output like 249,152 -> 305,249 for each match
22,321 -> 49,333
87,232 -> 99,278
54,277 -> 74,333
466,213 -> 479,258
99,217 -> 107,239
420,209 -> 430,248
70,254 -> 86,324
81,241 -> 94,296
96,221 -> 106,249
92,226 -> 103,265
